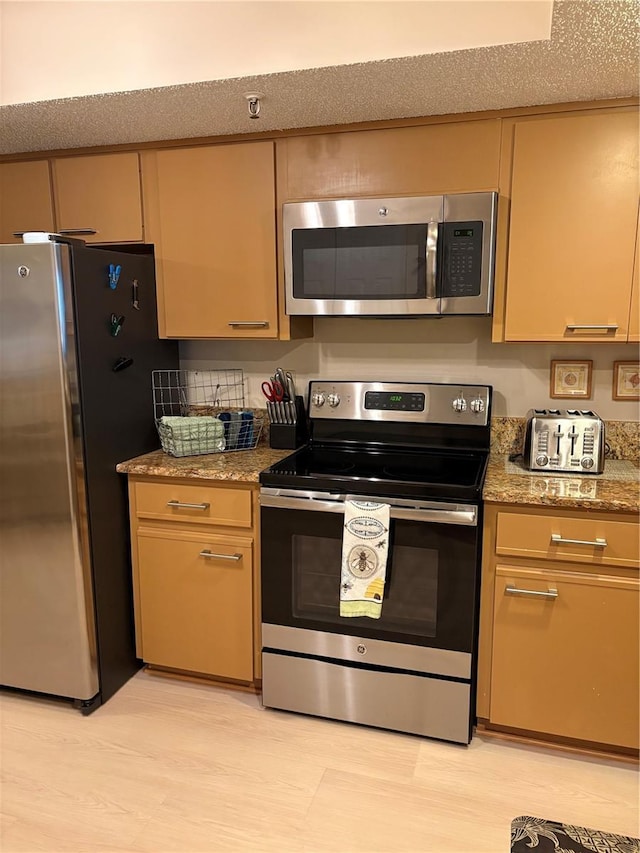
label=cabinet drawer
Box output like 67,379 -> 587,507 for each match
137,531 -> 253,681
134,481 -> 252,528
491,566 -> 639,748
496,512 -> 639,569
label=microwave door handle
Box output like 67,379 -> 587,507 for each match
426,221 -> 439,299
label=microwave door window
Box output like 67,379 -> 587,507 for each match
292,225 -> 427,300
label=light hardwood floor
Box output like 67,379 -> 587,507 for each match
1,672 -> 638,852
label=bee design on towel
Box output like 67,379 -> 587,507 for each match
347,545 -> 378,579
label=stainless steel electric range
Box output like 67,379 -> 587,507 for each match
259,380 -> 492,744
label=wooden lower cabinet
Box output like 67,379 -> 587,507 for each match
491,565 -> 639,749
128,476 -> 261,686
137,529 -> 253,681
478,503 -> 640,754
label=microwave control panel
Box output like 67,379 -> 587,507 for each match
440,221 -> 483,298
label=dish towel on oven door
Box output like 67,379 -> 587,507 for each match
340,499 -> 390,619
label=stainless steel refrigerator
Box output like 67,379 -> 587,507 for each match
0,235 -> 178,712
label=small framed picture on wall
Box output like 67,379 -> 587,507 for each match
550,360 -> 593,399
612,361 -> 640,400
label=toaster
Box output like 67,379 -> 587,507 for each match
523,409 -> 605,474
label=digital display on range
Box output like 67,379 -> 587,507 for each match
364,391 -> 425,412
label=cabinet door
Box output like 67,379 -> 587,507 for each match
137,531 -> 253,682
628,210 -> 639,342
279,120 -> 501,200
491,566 -> 639,749
52,152 -> 143,243
504,111 -> 639,342
149,142 -> 278,338
0,160 -> 54,243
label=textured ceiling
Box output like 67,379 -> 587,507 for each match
0,0 -> 638,156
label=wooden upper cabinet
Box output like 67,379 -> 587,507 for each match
628,211 -> 639,342
143,142 -> 278,339
0,160 -> 54,243
51,152 -> 143,243
278,119 -> 501,201
501,109 -> 639,342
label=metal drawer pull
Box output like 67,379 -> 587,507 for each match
551,533 -> 607,548
57,228 -> 98,235
199,550 -> 242,561
506,585 -> 558,600
565,324 -> 618,332
227,321 -> 269,327
166,500 -> 210,510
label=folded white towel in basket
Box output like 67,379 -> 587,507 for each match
339,499 -> 390,619
159,416 -> 226,457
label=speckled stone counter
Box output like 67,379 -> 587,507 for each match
116,447 -> 293,483
484,454 -> 640,513
491,417 -> 640,463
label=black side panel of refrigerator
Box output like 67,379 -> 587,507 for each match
70,244 -> 178,705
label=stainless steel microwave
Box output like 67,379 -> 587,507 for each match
284,192 -> 497,317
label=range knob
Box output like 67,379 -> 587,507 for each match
535,454 -> 549,467
312,392 -> 326,407
452,397 -> 467,413
470,398 -> 485,414
327,393 -> 341,408
581,457 -> 594,469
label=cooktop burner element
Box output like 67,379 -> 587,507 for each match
261,380 -> 492,501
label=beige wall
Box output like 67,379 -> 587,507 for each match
1,1 -> 552,106
180,317 -> 640,421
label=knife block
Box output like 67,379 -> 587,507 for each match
269,396 -> 308,449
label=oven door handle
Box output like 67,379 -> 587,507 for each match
260,494 -> 477,526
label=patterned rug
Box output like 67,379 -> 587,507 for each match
511,816 -> 640,853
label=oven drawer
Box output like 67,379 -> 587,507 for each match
134,481 -> 252,528
262,651 -> 471,744
495,511 -> 639,569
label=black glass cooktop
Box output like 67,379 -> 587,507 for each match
260,444 -> 488,501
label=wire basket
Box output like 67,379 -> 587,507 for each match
152,369 -> 263,457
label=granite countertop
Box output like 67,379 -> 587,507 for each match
484,454 -> 640,513
116,447 -> 292,483
117,447 -> 640,512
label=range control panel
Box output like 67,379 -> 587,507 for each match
308,381 -> 491,426
524,409 -> 605,474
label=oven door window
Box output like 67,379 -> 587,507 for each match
261,506 -> 478,653
293,533 -> 437,637
292,225 -> 427,301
